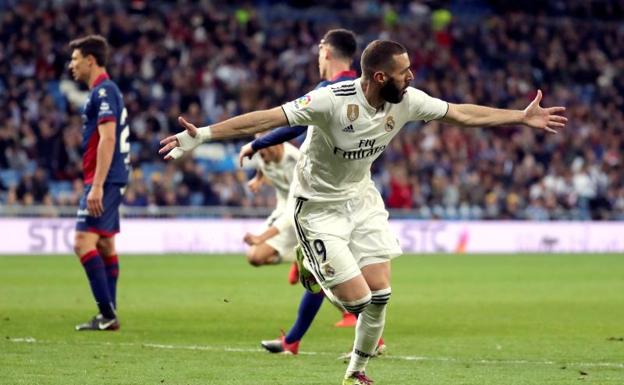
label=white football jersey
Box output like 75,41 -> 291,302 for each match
255,142 -> 300,208
281,78 -> 448,202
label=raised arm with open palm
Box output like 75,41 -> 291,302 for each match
522,90 -> 567,133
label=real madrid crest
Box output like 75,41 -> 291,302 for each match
385,116 -> 395,132
347,104 -> 359,122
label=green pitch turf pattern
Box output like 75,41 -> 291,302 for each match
1,254 -> 623,385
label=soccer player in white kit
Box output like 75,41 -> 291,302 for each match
243,141 -> 300,266
160,40 -> 567,385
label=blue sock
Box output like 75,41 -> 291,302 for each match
285,291 -> 324,343
103,254 -> 119,308
80,250 -> 115,319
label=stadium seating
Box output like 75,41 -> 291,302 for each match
0,1 -> 622,219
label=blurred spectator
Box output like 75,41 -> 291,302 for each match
387,166 -> 412,209
16,168 -> 49,203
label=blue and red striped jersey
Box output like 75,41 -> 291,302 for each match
80,73 -> 130,185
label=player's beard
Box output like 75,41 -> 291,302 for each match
380,78 -> 405,104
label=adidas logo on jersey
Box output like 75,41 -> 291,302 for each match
331,83 -> 356,96
342,125 -> 354,133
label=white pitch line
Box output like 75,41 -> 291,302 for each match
7,337 -> 624,369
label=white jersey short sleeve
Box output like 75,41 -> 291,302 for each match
406,87 -> 449,122
281,87 -> 334,128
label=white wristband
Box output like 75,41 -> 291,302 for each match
168,125 -> 212,160
197,125 -> 212,142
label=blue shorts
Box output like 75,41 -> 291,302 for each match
76,183 -> 126,237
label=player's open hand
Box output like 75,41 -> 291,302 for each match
87,185 -> 104,217
239,142 -> 255,167
523,90 -> 567,133
159,117 -> 201,160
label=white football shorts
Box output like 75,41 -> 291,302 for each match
293,184 -> 402,288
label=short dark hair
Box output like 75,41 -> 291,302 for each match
69,35 -> 109,67
360,40 -> 407,79
323,29 -> 357,60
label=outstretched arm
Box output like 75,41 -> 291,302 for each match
159,107 -> 288,160
440,90 -> 567,132
239,125 -> 306,166
252,126 -> 306,151
160,86 -> 333,160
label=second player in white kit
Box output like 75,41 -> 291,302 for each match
243,142 -> 300,265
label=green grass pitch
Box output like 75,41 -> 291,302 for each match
1,254 -> 623,384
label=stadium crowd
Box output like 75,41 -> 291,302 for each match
0,0 -> 622,220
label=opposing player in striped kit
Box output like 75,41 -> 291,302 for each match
68,35 -> 130,331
